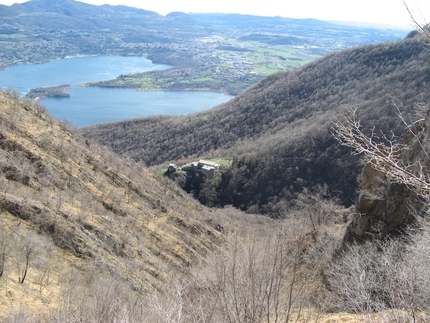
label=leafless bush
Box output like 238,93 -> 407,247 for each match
33,102 -> 48,118
4,88 -> 21,99
324,219 -> 430,321
47,268 -> 146,323
147,275 -> 208,323
14,229 -> 53,284
324,241 -> 394,314
292,184 -> 343,230
198,224 -> 316,323
390,220 -> 430,320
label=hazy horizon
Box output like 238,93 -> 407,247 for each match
0,0 -> 428,28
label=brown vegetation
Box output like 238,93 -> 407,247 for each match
0,91 -> 226,320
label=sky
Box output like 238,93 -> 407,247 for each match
0,0 -> 429,28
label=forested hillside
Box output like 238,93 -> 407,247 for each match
83,34 -> 430,213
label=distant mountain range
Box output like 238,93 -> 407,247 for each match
0,0 -> 407,39
1,0 -> 164,29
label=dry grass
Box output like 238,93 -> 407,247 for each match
0,91 -> 227,319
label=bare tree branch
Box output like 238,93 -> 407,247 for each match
333,107 -> 430,199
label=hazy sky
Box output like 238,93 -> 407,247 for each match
1,0 -> 429,28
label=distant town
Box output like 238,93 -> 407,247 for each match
0,6 -> 408,95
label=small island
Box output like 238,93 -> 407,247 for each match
25,84 -> 72,100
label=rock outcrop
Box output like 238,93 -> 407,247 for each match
344,113 -> 430,242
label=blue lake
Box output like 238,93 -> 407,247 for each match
0,56 -> 233,127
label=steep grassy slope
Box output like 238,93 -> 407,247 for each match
82,35 -> 430,212
0,91 -> 225,320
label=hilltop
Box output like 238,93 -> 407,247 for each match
82,34 -> 430,214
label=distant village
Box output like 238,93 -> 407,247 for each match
168,159 -> 220,179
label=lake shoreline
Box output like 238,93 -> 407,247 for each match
1,55 -> 232,127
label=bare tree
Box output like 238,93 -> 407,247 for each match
0,217 -> 11,277
199,223 -> 315,323
149,277 -> 195,323
14,229 -> 51,284
403,0 -> 430,41
293,184 -> 342,231
333,107 -> 430,199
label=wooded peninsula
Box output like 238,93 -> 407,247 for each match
25,84 -> 71,99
